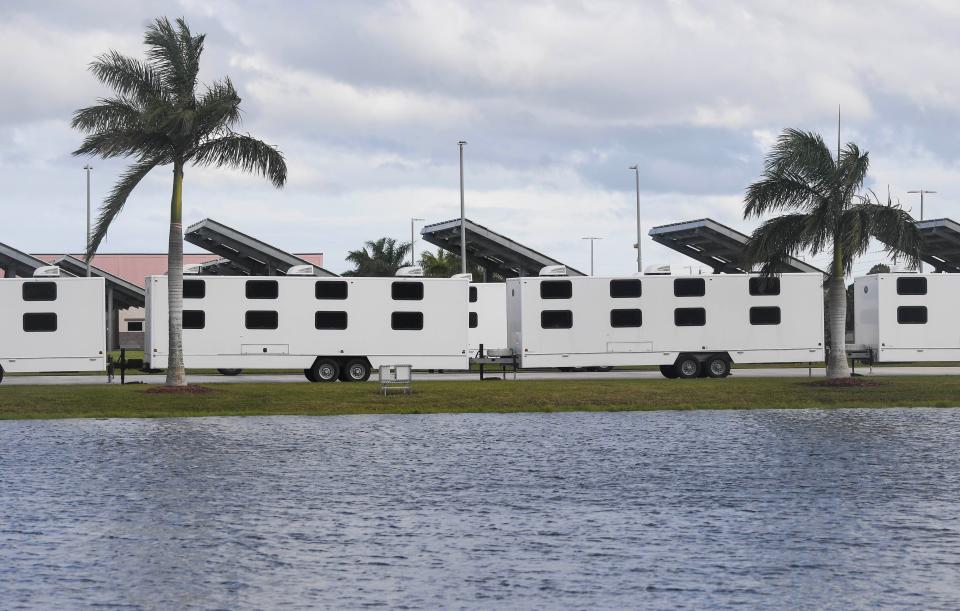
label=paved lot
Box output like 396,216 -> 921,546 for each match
4,366 -> 960,386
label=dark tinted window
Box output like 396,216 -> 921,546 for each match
610,279 -> 642,298
183,279 -> 205,299
392,282 -> 424,301
246,280 -> 278,299
674,278 -> 705,297
245,310 -> 278,329
127,321 -> 143,332
541,310 -> 573,329
749,277 -> 780,296
23,312 -> 57,332
897,277 -> 927,296
469,312 -> 478,328
610,309 -> 642,327
316,281 -> 348,300
315,311 -> 348,330
183,310 -> 205,329
750,306 -> 781,325
391,311 -> 423,330
540,280 -> 572,299
897,306 -> 927,324
674,307 -> 706,326
22,282 -> 57,301
469,286 -> 478,303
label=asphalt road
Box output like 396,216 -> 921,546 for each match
4,366 -> 960,386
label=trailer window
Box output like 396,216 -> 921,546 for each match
22,282 -> 57,301
127,320 -> 144,332
540,280 -> 572,299
749,277 -> 780,296
896,277 -> 927,296
23,312 -> 57,332
541,310 -> 573,329
391,311 -> 423,330
316,281 -> 348,300
183,310 -> 205,329
749,306 -> 781,325
674,278 -> 705,297
246,280 -> 278,299
392,282 -> 424,301
469,286 -> 478,303
610,308 -> 642,327
245,310 -> 278,329
183,279 -> 205,299
609,279 -> 642,298
469,312 -> 478,328
897,306 -> 927,324
315,311 -> 348,330
674,307 -> 706,326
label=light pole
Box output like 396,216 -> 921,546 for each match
907,189 -> 936,272
458,141 -> 467,274
582,237 -> 602,275
410,217 -> 424,266
628,165 -> 641,273
84,164 -> 93,277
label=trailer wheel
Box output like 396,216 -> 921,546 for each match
217,368 -> 242,376
310,358 -> 340,383
659,365 -> 678,379
0,365 -> 4,384
304,368 -> 318,382
342,359 -> 371,382
675,355 -> 701,379
705,356 -> 730,378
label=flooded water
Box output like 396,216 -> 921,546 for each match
2,409 -> 960,609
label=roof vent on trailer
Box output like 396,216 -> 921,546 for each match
183,264 -> 201,275
286,264 -> 315,276
33,266 -> 61,278
644,264 -> 671,275
396,266 -> 424,277
450,273 -> 472,280
539,265 -> 567,276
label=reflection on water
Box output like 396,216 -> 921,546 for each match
2,409 -> 959,608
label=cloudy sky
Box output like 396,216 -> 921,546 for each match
2,0 -> 959,276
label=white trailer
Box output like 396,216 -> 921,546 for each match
854,273 -> 960,362
468,282 -> 507,355
144,275 -> 470,381
0,275 -> 106,382
506,273 -> 824,378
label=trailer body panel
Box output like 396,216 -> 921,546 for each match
468,283 -> 507,354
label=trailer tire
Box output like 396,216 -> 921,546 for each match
342,359 -> 371,382
659,365 -> 678,379
0,365 -> 4,384
675,355 -> 701,379
304,368 -> 318,382
217,368 -> 242,376
705,356 -> 730,378
310,358 -> 340,383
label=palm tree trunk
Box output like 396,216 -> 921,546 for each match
165,161 -> 186,387
826,249 -> 850,378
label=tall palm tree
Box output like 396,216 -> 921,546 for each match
744,129 -> 921,378
342,238 -> 411,277
71,17 -> 286,386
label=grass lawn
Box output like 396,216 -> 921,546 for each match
1,376 -> 959,420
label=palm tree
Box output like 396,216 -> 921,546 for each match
342,238 -> 411,276
744,129 -> 921,378
71,17 -> 286,386
419,249 -> 494,281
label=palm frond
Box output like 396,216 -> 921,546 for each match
87,156 -> 165,258
743,171 -> 826,218
194,78 -> 242,136
72,129 -> 164,158
89,50 -> 163,104
71,97 -> 143,133
192,133 -> 287,187
144,17 -> 198,102
844,199 -> 922,272
836,142 -> 870,205
743,213 -> 818,275
766,129 -> 836,190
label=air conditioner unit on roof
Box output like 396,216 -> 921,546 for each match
396,266 -> 424,277
286,264 -> 315,276
33,266 -> 61,278
539,265 -> 567,276
644,264 -> 671,275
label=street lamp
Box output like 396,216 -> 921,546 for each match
83,164 -> 93,277
907,189 -> 936,272
628,165 -> 641,273
410,217 -> 424,266
458,141 -> 467,274
582,237 -> 602,276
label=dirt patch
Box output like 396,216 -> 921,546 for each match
142,385 -> 215,395
806,378 -> 884,388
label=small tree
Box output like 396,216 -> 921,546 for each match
744,129 -> 921,378
342,238 -> 410,277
